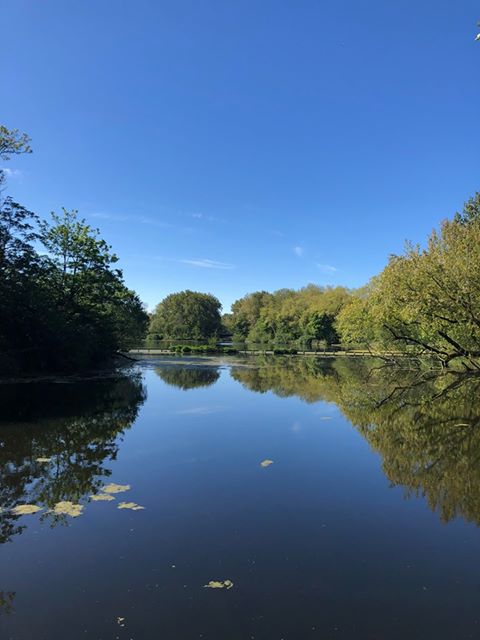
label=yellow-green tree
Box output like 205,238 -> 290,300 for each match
230,285 -> 351,344
337,194 -> 480,370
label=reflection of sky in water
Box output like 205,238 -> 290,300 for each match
2,359 -> 480,639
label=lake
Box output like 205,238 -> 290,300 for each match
1,356 -> 480,639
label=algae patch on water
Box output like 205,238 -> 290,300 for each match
260,459 -> 274,468
118,502 -> 144,511
51,501 -> 83,517
203,580 -> 234,590
90,493 -> 115,502
12,504 -> 43,516
103,483 -> 131,494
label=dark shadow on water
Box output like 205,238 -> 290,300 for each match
0,372 -> 146,544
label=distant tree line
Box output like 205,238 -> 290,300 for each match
7,120 -> 476,373
0,125 -> 148,374
223,285 -> 351,346
148,286 -> 350,346
149,193 -> 480,371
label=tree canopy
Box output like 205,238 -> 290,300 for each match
149,290 -> 222,339
228,285 -> 351,345
0,125 -> 148,374
336,193 -> 480,370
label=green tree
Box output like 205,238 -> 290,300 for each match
454,191 -> 480,225
0,127 -> 52,371
39,208 -> 148,361
229,285 -> 351,345
0,125 -> 148,373
0,125 -> 31,191
302,311 -> 340,345
337,195 -> 480,370
230,291 -> 272,338
335,284 -> 379,346
150,290 -> 222,339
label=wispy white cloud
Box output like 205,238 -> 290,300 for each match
293,245 -> 304,257
316,263 -> 338,274
1,167 -> 22,178
176,405 -> 225,415
189,212 -> 225,223
180,258 -> 234,270
90,212 -> 177,229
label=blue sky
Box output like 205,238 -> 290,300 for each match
3,0 -> 479,311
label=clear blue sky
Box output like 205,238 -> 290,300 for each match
3,0 -> 479,311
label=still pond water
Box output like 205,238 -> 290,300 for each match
1,356 -> 480,639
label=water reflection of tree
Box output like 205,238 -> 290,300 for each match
0,590 -> 15,615
231,357 -> 339,402
232,358 -> 480,525
0,373 -> 146,543
155,365 -> 220,390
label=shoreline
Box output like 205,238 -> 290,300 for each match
128,348 -> 407,358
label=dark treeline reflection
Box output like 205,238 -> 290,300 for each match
155,365 -> 220,390
0,373 -> 146,543
231,357 -> 480,525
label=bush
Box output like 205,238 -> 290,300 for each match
170,344 -> 238,355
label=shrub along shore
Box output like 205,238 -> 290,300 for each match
128,344 -> 410,359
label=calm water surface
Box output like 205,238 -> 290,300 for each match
1,357 -> 480,639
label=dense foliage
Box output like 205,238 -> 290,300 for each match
222,195 -> 480,369
0,126 -> 148,374
337,193 -> 480,370
226,285 -> 351,346
149,290 -> 222,339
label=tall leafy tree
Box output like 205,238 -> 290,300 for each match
0,125 -> 148,373
337,194 -> 480,370
150,290 -> 222,339
39,208 -> 148,362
